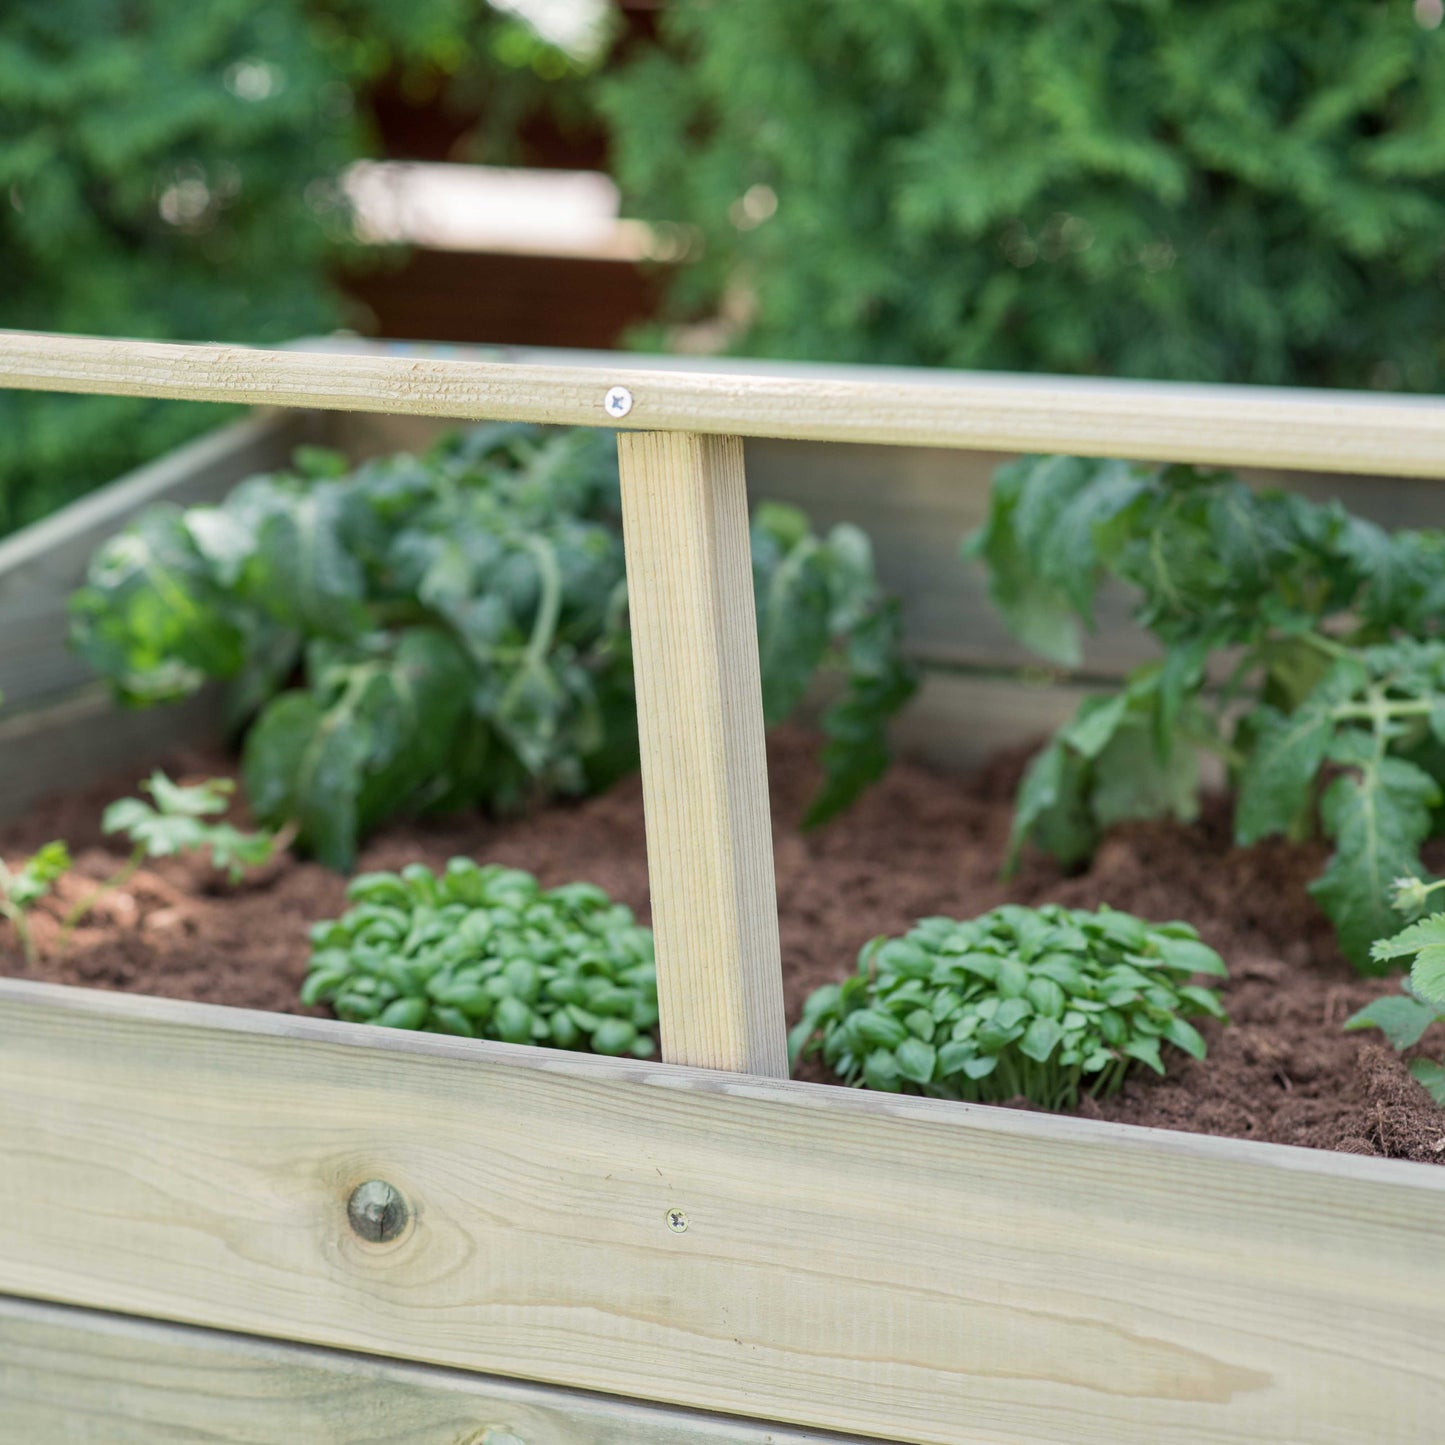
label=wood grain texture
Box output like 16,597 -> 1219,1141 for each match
3,980 -> 1445,1445
0,409 -> 310,711
618,432 -> 786,1076
0,1297 -> 854,1445
9,328 -> 1445,476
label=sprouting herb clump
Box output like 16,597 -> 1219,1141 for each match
72,425 -> 914,869
790,904 -> 1227,1111
0,841 -> 71,967
1344,987 -> 1445,1108
1,772 -> 280,966
1344,879 -> 1445,1108
102,772 -> 280,883
968,455 -> 1445,969
303,859 -> 658,1057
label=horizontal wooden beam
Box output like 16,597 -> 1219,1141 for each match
6,329 -> 1445,477
2,980 -> 1444,1443
0,1296 -> 850,1444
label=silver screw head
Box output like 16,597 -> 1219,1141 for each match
347,1179 -> 409,1243
666,1207 -> 689,1234
603,385 -> 634,419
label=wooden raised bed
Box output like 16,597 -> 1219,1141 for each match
2,330 -> 1445,1443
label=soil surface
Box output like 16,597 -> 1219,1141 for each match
5,727 -> 1444,1164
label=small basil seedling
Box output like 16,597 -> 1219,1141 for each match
791,903 -> 1228,1111
303,859 -> 658,1058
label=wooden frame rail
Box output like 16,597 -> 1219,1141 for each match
8,328 -> 1445,475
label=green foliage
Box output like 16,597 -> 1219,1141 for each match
102,772 -> 278,883
0,0 -> 594,536
0,1 -> 355,534
969,454 -> 1445,969
74,426 -> 914,868
1370,879 -> 1445,1010
0,842 -> 72,966
752,503 -> 917,827
602,3 -> 1445,391
302,859 -> 657,1055
789,903 -> 1226,1110
1345,987 -> 1445,1108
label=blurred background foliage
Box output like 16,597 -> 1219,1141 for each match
602,1 -> 1445,386
4,0 -> 1445,536
0,0 -> 593,535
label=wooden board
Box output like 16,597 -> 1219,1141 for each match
0,1297 -> 854,1445
0,409 -> 312,711
618,431 -> 787,1075
3,980 -> 1444,1445
9,328 -> 1445,478
0,684 -> 223,824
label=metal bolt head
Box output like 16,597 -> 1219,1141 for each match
603,385 -> 634,419
666,1207 -> 689,1234
347,1180 -> 409,1243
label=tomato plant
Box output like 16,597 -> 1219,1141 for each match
969,455 -> 1445,968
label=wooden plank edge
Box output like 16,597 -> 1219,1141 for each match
6,330 -> 1445,477
0,1294 -> 862,1445
0,684 -> 224,825
2,975 -> 1440,1194
0,408 -> 306,575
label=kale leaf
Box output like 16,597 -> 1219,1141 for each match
74,426 -> 914,868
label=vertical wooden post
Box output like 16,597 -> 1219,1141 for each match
617,431 -> 788,1078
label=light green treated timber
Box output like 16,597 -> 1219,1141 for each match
8,329 -> 1445,476
0,1297 -> 855,1445
3,981 -> 1445,1445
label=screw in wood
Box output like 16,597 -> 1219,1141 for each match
603,385 -> 634,418
347,1179 -> 409,1243
666,1207 -> 689,1234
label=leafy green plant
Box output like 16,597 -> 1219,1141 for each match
752,501 -> 917,827
102,773 -> 280,883
0,0 -> 594,537
968,454 -> 1445,969
302,859 -> 657,1055
790,903 -> 1226,1110
1344,988 -> 1445,1107
602,4 -> 1445,391
0,842 -> 71,967
58,772 -> 281,945
73,425 -> 914,868
1371,878 -> 1445,1010
1345,876 -> 1445,1108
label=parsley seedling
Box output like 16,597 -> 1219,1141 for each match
58,772 -> 281,945
1344,987 -> 1445,1108
0,841 -> 71,967
303,860 -> 658,1056
791,904 -> 1227,1110
1345,878 -> 1445,1108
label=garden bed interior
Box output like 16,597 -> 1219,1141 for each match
3,336 -> 1445,1445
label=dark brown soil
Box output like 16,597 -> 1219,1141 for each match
5,727 -> 1444,1164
